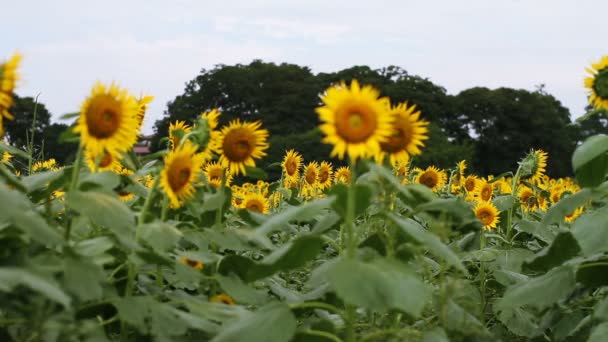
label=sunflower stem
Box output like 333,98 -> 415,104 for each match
138,175 -> 161,227
26,94 -> 40,175
506,167 -> 521,241
121,261 -> 136,341
161,194 -> 169,222
344,158 -> 358,342
214,169 -> 227,229
479,229 -> 487,323
69,143 -> 84,192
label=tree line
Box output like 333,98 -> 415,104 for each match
6,60 -> 608,179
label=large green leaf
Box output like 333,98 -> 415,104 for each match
137,222 -> 183,252
21,169 -> 65,193
495,307 -> 540,338
572,134 -> 608,187
216,274 -> 267,305
572,208 -> 608,256
523,232 -> 581,272
588,322 -> 608,342
0,268 -> 71,308
211,303 -> 296,342
388,213 -> 467,274
328,183 -> 373,218
496,265 -> 576,311
326,257 -> 430,317
542,185 -> 608,225
63,257 -> 104,301
517,219 -> 557,244
254,197 -> 335,237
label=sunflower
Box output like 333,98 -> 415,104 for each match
303,161 -> 319,187
115,167 -> 136,201
416,166 -> 447,191
457,160 -> 466,185
317,161 -> 334,189
376,102 -> 429,164
200,108 -> 220,130
212,120 -> 269,176
463,175 -> 478,193
169,120 -> 192,151
74,82 -> 139,159
136,174 -> 155,188
203,161 -> 232,188
316,80 -> 393,161
476,179 -> 494,202
565,206 -> 584,223
521,149 -> 548,184
160,140 -> 206,208
32,158 -> 60,172
284,177 -> 300,189
518,186 -> 542,212
474,202 -> 500,230
179,256 -> 204,271
584,56 -> 608,110
85,149 -> 122,172
0,53 -> 22,136
135,94 -> 154,132
1,151 -> 11,164
242,192 -> 270,214
281,149 -> 302,181
210,294 -> 235,305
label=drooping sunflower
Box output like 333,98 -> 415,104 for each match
210,294 -> 235,305
203,161 -> 232,188
476,179 -> 494,202
85,149 -> 122,172
317,161 -> 334,189
135,94 -> 154,132
416,166 -> 447,191
457,160 -> 467,185
584,56 -> 608,110
32,158 -> 60,172
316,80 -> 393,161
169,120 -> 192,151
0,53 -> 22,136
474,202 -> 500,231
242,192 -> 270,214
376,102 -> 429,164
303,161 -> 319,187
179,256 -> 204,271
160,140 -> 206,208
521,149 -> 548,184
74,82 -> 139,159
200,108 -> 220,131
212,120 -> 269,176
281,149 -> 302,181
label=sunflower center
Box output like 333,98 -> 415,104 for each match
419,172 -> 438,188
86,95 -> 122,139
305,169 -> 317,185
319,169 -> 329,183
380,118 -> 412,153
223,128 -> 254,162
246,200 -> 264,213
478,210 -> 493,225
481,186 -> 492,201
168,159 -> 192,192
286,159 -> 298,176
465,179 -> 476,192
185,259 -> 199,268
335,106 -> 377,143
594,69 -> 608,98
99,152 -> 113,168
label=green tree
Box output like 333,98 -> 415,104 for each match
5,95 -> 51,154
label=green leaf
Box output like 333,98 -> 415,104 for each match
216,274 -> 267,305
572,208 -> 608,256
576,263 -> 608,288
368,163 -> 435,206
79,171 -> 121,191
572,134 -> 608,187
542,187 -> 602,225
497,265 -> 576,311
496,307 -> 540,338
493,195 -> 516,212
255,196 -> 335,237
21,169 -> 64,193
63,257 -> 104,301
0,268 -> 71,307
201,189 -> 229,212
137,222 -> 183,252
523,232 -> 581,272
326,257 -> 430,316
73,236 -> 115,256
517,219 -> 557,244
211,302 -> 296,342
388,213 -> 467,274
219,236 -> 324,282
594,296 -> 608,320
0,143 -> 31,159
423,327 -> 449,342
588,322 -> 608,342
328,183 -> 373,218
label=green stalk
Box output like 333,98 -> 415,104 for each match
27,94 -> 40,175
65,144 -> 84,241
344,159 -> 358,342
138,175 -> 161,227
121,261 -> 136,341
479,230 -> 487,323
161,194 -> 169,222
505,167 -> 521,240
214,169 -> 227,229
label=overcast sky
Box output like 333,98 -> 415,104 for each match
2,0 -> 606,133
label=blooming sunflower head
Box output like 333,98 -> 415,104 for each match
85,149 -> 122,173
474,202 -> 500,230
1,151 -> 12,164
210,294 -> 235,305
74,82 -> 139,159
303,161 -> 319,187
584,56 -> 608,111
0,52 -> 22,136
169,120 -> 192,151
212,119 -> 269,176
317,161 -> 334,189
376,102 -> 429,164
242,192 -> 270,214
416,166 -> 447,192
476,179 -> 494,202
316,80 -> 393,161
203,161 -> 232,188
463,175 -> 478,193
160,140 -> 207,208
518,186 -> 538,212
281,149 -> 302,180
32,158 -> 60,173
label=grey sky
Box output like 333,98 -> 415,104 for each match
2,0 -> 606,133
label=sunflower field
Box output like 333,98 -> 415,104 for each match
1,53 -> 608,342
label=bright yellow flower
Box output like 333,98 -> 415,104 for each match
203,161 -> 231,188
565,206 -> 584,223
416,166 -> 447,191
200,108 -> 220,130
85,149 -> 122,172
0,53 -> 22,136
474,202 -> 500,230
179,257 -> 204,271
376,102 -> 429,164
32,158 -> 60,172
463,175 -> 478,193
135,94 -> 154,132
317,161 -> 334,189
316,80 -> 393,161
584,56 -> 608,110
242,192 -> 270,214
160,140 -> 206,208
303,161 -> 319,187
210,294 -> 235,305
169,120 -> 192,151
476,179 -> 494,202
1,151 -> 11,164
212,120 -> 269,176
281,149 -> 302,181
